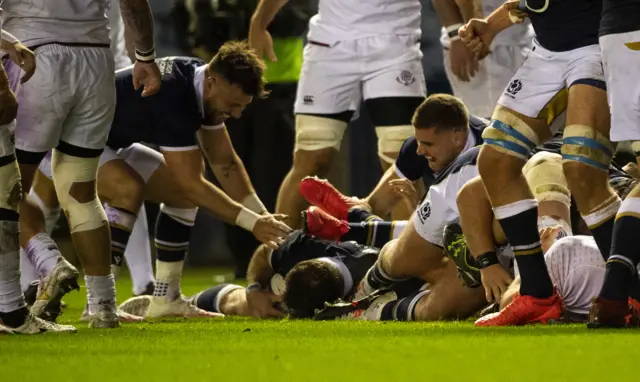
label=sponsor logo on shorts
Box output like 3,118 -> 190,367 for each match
396,70 -> 416,86
303,95 -> 314,105
417,200 -> 431,223
505,79 -> 523,99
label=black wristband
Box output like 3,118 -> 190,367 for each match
447,29 -> 459,39
476,251 -> 500,269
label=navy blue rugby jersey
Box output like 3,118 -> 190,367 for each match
107,56 -> 220,150
394,115 -> 488,188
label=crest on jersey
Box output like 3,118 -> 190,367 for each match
396,70 -> 416,86
505,79 -> 523,98
417,200 -> 431,223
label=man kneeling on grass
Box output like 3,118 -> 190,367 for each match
119,230 -> 424,319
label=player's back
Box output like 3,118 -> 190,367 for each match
2,0 -> 110,46
525,0 -> 601,51
309,0 -> 421,44
108,57 -> 205,149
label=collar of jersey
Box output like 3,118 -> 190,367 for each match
194,65 -> 207,118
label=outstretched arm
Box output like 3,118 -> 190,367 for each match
197,127 -> 268,214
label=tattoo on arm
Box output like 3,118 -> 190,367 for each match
220,161 -> 239,178
119,0 -> 155,52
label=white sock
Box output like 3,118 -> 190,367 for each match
153,260 -> 184,301
27,189 -> 61,236
0,221 -> 26,312
19,247 -> 39,292
85,274 -> 117,315
124,204 -> 155,295
26,233 -> 62,277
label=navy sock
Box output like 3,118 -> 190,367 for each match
379,290 -> 429,321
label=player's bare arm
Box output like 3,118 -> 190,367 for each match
457,176 -> 513,303
0,30 -> 35,83
162,149 -> 290,249
246,245 -> 285,318
197,127 -> 267,214
248,0 -> 289,61
433,0 -> 479,81
453,0 -> 483,22
365,166 -> 408,217
459,0 -> 525,58
119,0 -> 161,96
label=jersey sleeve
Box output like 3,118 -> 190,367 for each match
394,137 -> 430,181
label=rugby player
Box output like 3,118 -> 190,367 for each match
118,230 -> 423,320
24,43 -> 293,321
300,94 -> 488,224
589,0 -> 640,328
459,0 -> 616,326
0,31 -> 75,334
18,0 -> 156,303
314,144 -> 635,322
2,0 -> 161,328
249,0 -> 426,228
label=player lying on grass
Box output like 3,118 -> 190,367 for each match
312,137 -> 637,322
118,229 -> 424,319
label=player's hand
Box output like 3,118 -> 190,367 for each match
246,289 -> 285,319
624,162 -> 640,179
389,178 -> 419,211
480,264 -> 513,303
3,41 -> 35,83
459,18 -> 495,60
449,39 -> 479,82
132,61 -> 161,97
539,225 -> 563,254
248,24 -> 277,62
252,214 -> 292,250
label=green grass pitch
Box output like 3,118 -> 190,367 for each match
2,269 -> 640,382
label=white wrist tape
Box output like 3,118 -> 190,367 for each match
1,30 -> 18,44
135,47 -> 156,63
236,207 -> 260,232
242,192 -> 267,214
446,23 -> 464,34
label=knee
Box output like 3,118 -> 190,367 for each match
561,124 -> 614,187
105,169 -> 145,208
51,151 -> 106,233
292,147 -> 335,176
524,152 -> 571,207
0,91 -> 18,125
0,159 -> 21,211
480,108 -> 543,178
477,145 -> 524,180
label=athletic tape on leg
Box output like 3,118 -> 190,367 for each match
482,110 -> 540,160
375,125 -> 414,164
51,150 -> 107,233
561,124 -> 613,171
523,152 -> 571,207
295,115 -> 347,151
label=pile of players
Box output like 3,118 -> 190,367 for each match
2,0 -> 640,334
